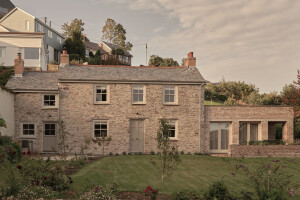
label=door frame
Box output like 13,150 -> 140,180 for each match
42,122 -> 58,152
129,119 -> 145,153
209,122 -> 231,154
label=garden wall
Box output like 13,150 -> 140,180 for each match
229,144 -> 300,157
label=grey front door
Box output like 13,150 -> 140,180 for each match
43,123 -> 57,152
130,120 -> 144,153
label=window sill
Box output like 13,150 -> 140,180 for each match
132,103 -> 146,105
163,103 -> 179,106
169,138 -> 178,141
42,107 -> 58,110
94,102 -> 110,105
19,136 -> 37,139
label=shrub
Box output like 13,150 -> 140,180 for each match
109,152 -> 113,156
79,182 -> 118,200
204,180 -> 235,200
0,164 -> 22,197
187,152 -> 191,155
16,185 -> 57,200
0,146 -> 7,163
180,150 -> 184,155
115,153 -> 119,156
235,160 -> 296,200
122,151 -> 127,155
128,152 -> 132,155
0,135 -> 12,145
5,143 -> 22,163
144,185 -> 158,200
172,190 -> 201,200
138,152 -> 143,155
150,151 -> 155,155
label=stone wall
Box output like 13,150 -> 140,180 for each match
59,82 -> 202,155
203,106 -> 294,154
230,144 -> 300,157
14,93 -> 58,152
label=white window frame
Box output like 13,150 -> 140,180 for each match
239,122 -> 261,144
48,30 -> 53,38
209,122 -> 231,153
0,47 -> 6,58
25,20 -> 30,31
20,123 -> 36,138
42,94 -> 58,109
94,85 -> 110,104
167,120 -> 178,140
93,120 -> 109,139
163,85 -> 178,105
132,85 -> 146,104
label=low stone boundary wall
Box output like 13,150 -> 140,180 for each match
229,145 -> 300,157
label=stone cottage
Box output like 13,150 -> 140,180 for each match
4,51 -> 297,156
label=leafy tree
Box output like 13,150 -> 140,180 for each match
0,117 -> 6,136
112,48 -> 124,55
87,50 -> 102,65
102,18 -> 133,51
61,18 -> 85,38
63,30 -> 86,61
0,65 -> 14,87
151,119 -> 181,195
148,55 -> 179,67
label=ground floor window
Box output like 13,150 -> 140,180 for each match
94,120 -> 108,138
22,124 -> 35,136
167,120 -> 177,139
210,123 -> 230,152
239,122 -> 259,144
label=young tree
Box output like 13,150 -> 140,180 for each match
63,30 -> 86,61
151,119 -> 181,195
102,18 -> 133,51
62,18 -> 85,38
0,117 -> 6,135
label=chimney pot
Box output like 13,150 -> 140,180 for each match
60,48 -> 69,67
14,53 -> 24,77
184,52 -> 196,67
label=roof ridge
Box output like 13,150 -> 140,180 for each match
70,64 -> 187,69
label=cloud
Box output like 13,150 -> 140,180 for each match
95,0 -> 300,92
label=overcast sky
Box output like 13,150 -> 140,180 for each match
11,0 -> 300,93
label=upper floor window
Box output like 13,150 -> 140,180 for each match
42,94 -> 58,108
93,120 -> 108,138
48,30 -> 53,38
132,85 -> 145,104
0,47 -> 6,58
21,123 -> 35,137
37,23 -> 43,32
94,85 -> 110,104
25,20 -> 30,31
163,86 -> 178,105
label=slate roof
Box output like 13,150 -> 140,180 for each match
0,0 -> 15,10
6,72 -> 58,91
58,65 -> 206,83
101,41 -> 132,57
84,41 -> 101,51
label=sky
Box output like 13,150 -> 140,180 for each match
11,0 -> 300,93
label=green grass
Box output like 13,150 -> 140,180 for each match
71,155 -> 300,198
204,100 -> 224,105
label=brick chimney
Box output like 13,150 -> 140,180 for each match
60,47 -> 69,67
184,52 -> 196,67
14,53 -> 24,77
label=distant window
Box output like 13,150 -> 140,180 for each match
163,86 -> 178,104
132,85 -> 145,104
57,36 -> 62,44
25,20 -> 30,31
0,47 -> 6,58
24,48 -> 39,59
93,120 -> 108,138
48,30 -> 53,38
94,85 -> 109,104
42,94 -> 57,108
22,124 -> 35,136
37,23 -> 43,32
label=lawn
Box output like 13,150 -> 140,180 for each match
71,155 -> 300,198
204,100 -> 224,105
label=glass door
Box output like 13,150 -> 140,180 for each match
210,123 -> 230,153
